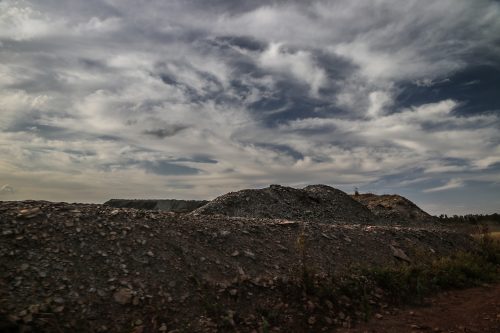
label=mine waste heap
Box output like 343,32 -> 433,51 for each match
191,184 -> 376,224
105,184 -> 433,225
0,184 -> 479,333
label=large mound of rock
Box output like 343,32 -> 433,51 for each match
191,184 -> 376,223
0,200 -> 476,332
351,193 -> 433,222
104,199 -> 208,213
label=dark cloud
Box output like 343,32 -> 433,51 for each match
140,160 -> 200,176
143,125 -> 189,139
251,143 -> 304,160
175,155 -> 218,164
211,35 -> 267,52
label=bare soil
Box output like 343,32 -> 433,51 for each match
337,283 -> 500,333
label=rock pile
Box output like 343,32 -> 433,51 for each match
0,200 -> 475,332
191,184 -> 376,223
351,193 -> 433,222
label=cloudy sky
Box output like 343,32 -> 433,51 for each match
1,0 -> 499,215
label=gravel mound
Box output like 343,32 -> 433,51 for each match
104,199 -> 208,213
0,200 -> 475,332
191,184 -> 376,223
351,193 -> 433,222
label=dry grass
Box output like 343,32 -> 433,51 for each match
488,231 -> 500,240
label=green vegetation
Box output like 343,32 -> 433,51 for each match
366,251 -> 498,304
368,234 -> 499,298
292,233 -> 500,324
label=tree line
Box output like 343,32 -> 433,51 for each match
437,213 -> 500,224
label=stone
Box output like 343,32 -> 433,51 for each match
53,305 -> 65,313
53,297 -> 65,304
390,245 -> 411,262
243,250 -> 256,259
113,288 -> 133,305
17,207 -> 42,219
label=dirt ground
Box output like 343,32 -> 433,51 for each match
338,284 -> 500,333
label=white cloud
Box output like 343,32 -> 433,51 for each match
259,43 -> 326,96
75,16 -> 122,33
367,91 -> 392,118
0,2 -> 58,40
423,179 -> 465,193
0,184 -> 15,194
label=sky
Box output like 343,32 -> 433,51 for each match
0,0 -> 499,215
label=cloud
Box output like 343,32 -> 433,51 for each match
259,43 -> 326,96
0,0 -> 499,212
424,179 -> 465,193
140,160 -> 200,176
0,184 -> 15,194
143,125 -> 189,139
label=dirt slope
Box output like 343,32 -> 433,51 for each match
337,284 -> 500,333
192,184 -> 376,223
352,193 -> 433,222
0,200 -> 475,332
